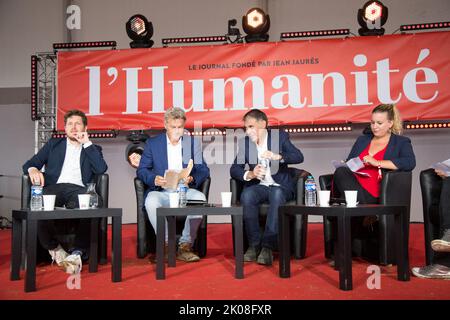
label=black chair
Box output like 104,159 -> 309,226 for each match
21,173 -> 109,264
319,170 -> 412,265
230,168 -> 310,259
134,177 -> 211,258
420,168 -> 444,265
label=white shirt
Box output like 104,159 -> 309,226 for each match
56,139 -> 91,187
167,135 -> 183,171
244,133 -> 279,187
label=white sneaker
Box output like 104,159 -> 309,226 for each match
48,245 -> 69,266
60,254 -> 82,274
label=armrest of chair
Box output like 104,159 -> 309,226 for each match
230,178 -> 243,205
198,177 -> 211,201
134,177 -> 146,210
319,174 -> 334,191
379,171 -> 412,207
21,174 -> 31,209
94,174 -> 109,208
420,168 -> 442,210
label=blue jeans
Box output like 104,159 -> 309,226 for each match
144,189 -> 206,244
240,184 -> 293,250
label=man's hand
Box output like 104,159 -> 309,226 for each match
251,164 -> 266,180
261,150 -> 282,161
128,152 -> 141,168
28,167 -> 45,186
435,169 -> 448,179
184,176 -> 194,186
74,132 -> 90,145
154,175 -> 167,187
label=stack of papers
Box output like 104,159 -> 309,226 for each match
163,159 -> 194,190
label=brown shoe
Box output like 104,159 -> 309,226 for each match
177,242 -> 200,262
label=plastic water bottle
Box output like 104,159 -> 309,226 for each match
178,180 -> 188,208
30,183 -> 43,211
305,175 -> 317,206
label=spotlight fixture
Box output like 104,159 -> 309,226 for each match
162,36 -> 227,46
125,131 -> 149,168
52,131 -> 117,139
280,29 -> 350,40
126,14 -> 154,48
242,8 -> 270,43
53,41 -> 116,51
284,124 -> 352,134
357,0 -> 388,36
404,121 -> 450,130
400,21 -> 450,32
31,55 -> 38,121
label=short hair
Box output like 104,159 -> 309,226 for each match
64,109 -> 88,126
243,109 -> 268,127
164,107 -> 186,123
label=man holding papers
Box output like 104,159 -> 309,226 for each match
137,108 -> 210,262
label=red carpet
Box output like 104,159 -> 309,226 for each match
0,223 -> 449,300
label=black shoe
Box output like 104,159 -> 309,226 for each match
257,247 -> 273,266
244,246 -> 261,262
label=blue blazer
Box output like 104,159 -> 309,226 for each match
230,130 -> 304,197
347,133 -> 416,171
22,138 -> 108,186
136,133 -> 210,198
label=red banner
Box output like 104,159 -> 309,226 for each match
57,31 -> 450,130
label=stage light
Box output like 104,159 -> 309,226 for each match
52,131 -> 117,139
357,0 -> 388,36
162,36 -> 227,46
242,8 -> 270,43
31,55 -> 38,121
404,121 -> 450,130
226,19 -> 244,44
284,124 -> 352,134
126,14 -> 154,48
125,131 -> 149,168
53,41 -> 116,51
280,29 -> 350,40
400,21 -> 450,32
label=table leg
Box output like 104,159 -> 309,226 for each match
111,216 -> 122,282
156,214 -> 165,280
10,216 -> 22,281
234,214 -> 244,279
167,216 -> 176,268
25,219 -> 37,292
279,207 -> 291,278
337,215 -> 352,291
396,208 -> 410,281
89,218 -> 99,273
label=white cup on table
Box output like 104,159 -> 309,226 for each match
344,190 -> 358,207
78,194 -> 90,210
221,192 -> 232,207
43,194 -> 56,211
318,190 -> 331,207
169,192 -> 179,208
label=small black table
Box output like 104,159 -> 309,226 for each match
10,208 -> 122,292
156,205 -> 243,280
278,204 -> 409,291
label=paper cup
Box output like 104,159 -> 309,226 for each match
344,190 -> 358,207
221,192 -> 232,207
169,192 -> 179,208
78,194 -> 90,210
318,190 -> 331,207
43,194 -> 56,211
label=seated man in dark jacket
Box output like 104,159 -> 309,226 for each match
23,109 -> 108,274
230,109 -> 304,266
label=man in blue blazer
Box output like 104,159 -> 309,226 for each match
230,109 -> 304,265
23,109 -> 108,273
137,107 -> 210,262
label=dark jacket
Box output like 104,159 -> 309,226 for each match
230,129 -> 304,197
136,133 -> 210,198
22,138 -> 108,186
347,132 -> 416,171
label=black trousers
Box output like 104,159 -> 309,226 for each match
331,167 -> 379,259
434,176 -> 450,267
37,183 -> 101,256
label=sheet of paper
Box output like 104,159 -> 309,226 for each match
163,159 -> 195,190
431,158 -> 450,177
332,157 -> 370,177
